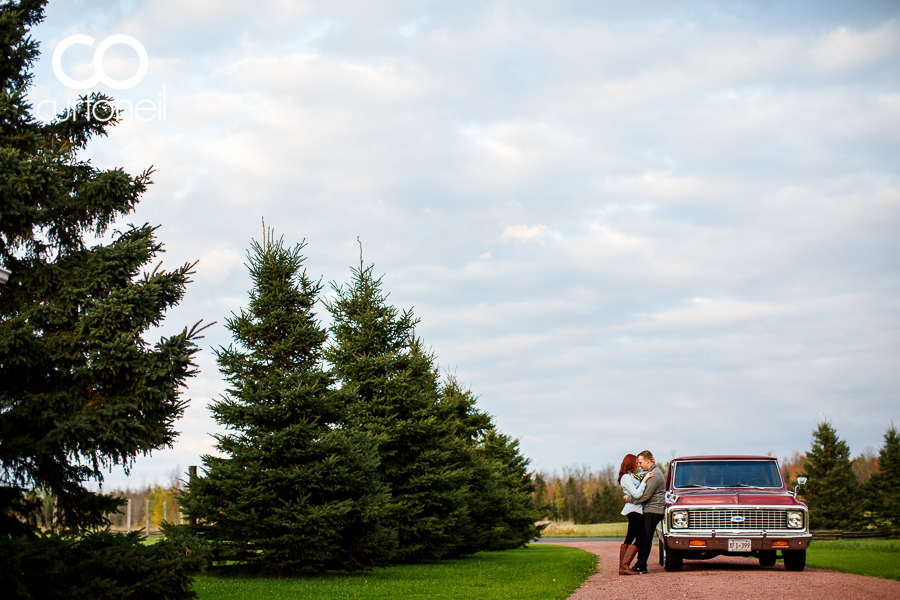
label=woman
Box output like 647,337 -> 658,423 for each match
617,453 -> 655,575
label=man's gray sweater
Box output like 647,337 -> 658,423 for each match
630,464 -> 665,514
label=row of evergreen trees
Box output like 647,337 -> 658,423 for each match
794,421 -> 899,531
178,233 -> 540,571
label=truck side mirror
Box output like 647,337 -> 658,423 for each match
794,476 -> 807,498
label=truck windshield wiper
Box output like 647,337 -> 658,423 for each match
730,484 -> 765,489
676,484 -> 708,488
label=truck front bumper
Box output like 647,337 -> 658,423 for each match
664,531 -> 811,552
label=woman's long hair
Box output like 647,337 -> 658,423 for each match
618,454 -> 638,484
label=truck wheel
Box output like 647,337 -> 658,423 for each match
759,550 -> 776,567
783,549 -> 806,572
664,547 -> 683,572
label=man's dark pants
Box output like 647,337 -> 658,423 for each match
634,512 -> 663,570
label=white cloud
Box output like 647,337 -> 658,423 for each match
196,248 -> 243,283
31,0 -> 900,487
216,53 -> 436,102
500,223 -> 548,243
606,172 -> 738,202
811,20 -> 900,72
628,298 -> 793,333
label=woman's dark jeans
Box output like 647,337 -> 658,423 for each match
624,511 -> 645,547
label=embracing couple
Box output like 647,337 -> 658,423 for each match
617,450 -> 665,575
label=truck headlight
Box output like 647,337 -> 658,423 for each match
672,511 -> 689,528
787,511 -> 803,529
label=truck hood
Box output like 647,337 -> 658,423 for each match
667,488 -> 805,507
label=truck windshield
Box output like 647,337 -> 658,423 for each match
673,461 -> 783,489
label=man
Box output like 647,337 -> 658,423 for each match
625,450 -> 665,573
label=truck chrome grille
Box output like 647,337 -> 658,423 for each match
688,509 -> 788,530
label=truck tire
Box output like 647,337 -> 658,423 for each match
783,549 -> 806,572
664,546 -> 683,572
759,550 -> 776,566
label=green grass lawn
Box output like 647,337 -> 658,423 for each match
805,539 -> 900,581
193,544 -> 596,600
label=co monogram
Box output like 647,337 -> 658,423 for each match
52,34 -> 148,90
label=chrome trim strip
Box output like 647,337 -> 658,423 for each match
666,504 -> 808,510
665,531 -> 812,539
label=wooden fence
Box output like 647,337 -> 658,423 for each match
811,529 -> 895,540
110,497 -> 184,536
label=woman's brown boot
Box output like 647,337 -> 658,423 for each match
619,544 -> 640,575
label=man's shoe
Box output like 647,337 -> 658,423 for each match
633,564 -> 648,573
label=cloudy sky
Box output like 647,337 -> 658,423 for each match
26,0 -> 900,488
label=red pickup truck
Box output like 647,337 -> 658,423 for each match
657,455 -> 811,572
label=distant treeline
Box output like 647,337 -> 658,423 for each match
532,465 -> 628,524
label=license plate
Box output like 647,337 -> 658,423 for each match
728,539 -> 752,552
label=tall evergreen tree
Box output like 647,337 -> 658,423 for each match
470,430 -> 542,546
439,377 -> 541,551
0,0 -> 203,537
325,258 -> 472,561
0,2 -> 209,596
802,420 -> 859,529
180,232 -> 393,572
864,423 -> 900,529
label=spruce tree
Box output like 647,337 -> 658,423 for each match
864,423 -> 900,529
0,2 -> 209,596
0,0 -> 202,537
440,378 -> 540,550
468,430 -> 542,547
802,420 -> 859,529
324,259 -> 472,561
180,231 -> 393,572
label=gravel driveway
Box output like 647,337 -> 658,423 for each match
546,541 -> 900,600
